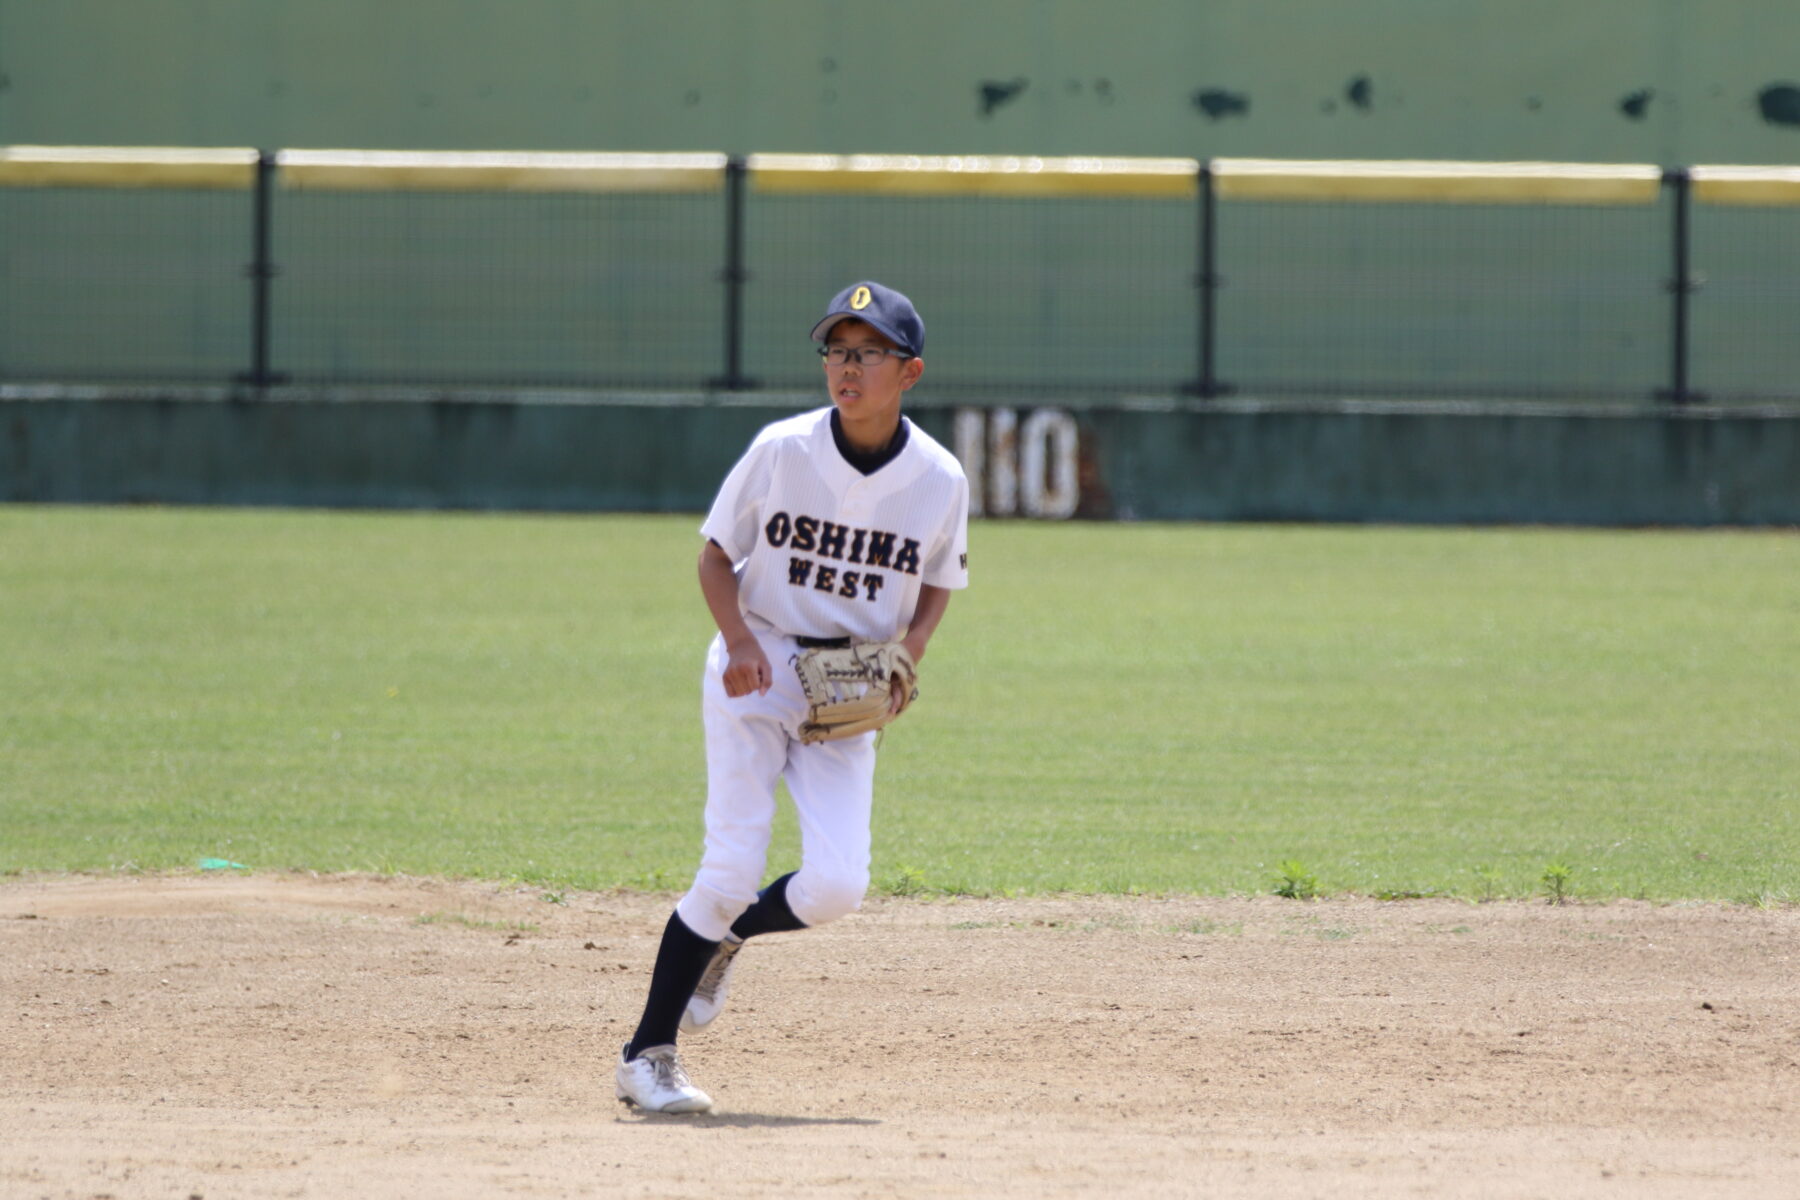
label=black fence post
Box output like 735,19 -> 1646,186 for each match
1186,159 -> 1228,399
235,149 -> 285,392
1659,167 -> 1702,406
710,154 -> 754,392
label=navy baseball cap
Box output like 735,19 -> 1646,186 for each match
809,281 -> 925,358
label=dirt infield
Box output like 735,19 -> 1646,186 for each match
2,875 -> 1796,1199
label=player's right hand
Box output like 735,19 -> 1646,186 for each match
722,637 -> 773,698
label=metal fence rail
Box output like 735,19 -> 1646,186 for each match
2,146 -> 1797,404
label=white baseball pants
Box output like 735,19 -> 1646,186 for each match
675,632 -> 877,942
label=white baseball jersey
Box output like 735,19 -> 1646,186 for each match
700,407 -> 969,643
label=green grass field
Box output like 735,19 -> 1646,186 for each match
3,506 -> 1796,903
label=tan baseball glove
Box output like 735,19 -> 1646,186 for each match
792,641 -> 919,744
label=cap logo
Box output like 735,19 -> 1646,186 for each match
850,286 -> 872,311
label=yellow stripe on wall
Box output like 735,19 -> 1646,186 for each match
1213,159 -> 1664,205
274,150 -> 728,193
18,147 -> 1799,207
0,146 -> 259,189
1691,165 -> 1800,206
748,154 -> 1200,198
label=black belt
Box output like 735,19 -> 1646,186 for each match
795,635 -> 852,649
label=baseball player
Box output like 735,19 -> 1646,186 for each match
615,281 -> 970,1114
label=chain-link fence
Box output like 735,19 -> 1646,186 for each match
3,148 -> 1796,404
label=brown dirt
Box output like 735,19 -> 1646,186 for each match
2,873 -> 1797,1199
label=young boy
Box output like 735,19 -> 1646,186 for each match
615,281 -> 970,1113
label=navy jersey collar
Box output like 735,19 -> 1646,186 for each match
829,409 -> 910,476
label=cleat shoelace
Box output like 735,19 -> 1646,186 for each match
651,1051 -> 695,1092
692,940 -> 742,1003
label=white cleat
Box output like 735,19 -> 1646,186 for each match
615,1042 -> 714,1114
680,934 -> 744,1034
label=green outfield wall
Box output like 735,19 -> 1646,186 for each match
5,393 -> 1796,526
6,1 -> 1800,163
7,4 -> 1800,402
7,3 -> 1800,497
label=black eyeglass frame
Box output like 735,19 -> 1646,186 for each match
816,345 -> 915,367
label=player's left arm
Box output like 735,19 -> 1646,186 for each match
901,584 -> 951,664
889,584 -> 951,715
894,469 -> 968,705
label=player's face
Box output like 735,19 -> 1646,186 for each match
823,320 -> 923,425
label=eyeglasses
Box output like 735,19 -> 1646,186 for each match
817,345 -> 912,367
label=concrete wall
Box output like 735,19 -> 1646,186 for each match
6,1 -> 1800,163
6,392 -> 1796,526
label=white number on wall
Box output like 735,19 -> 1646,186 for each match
953,407 -> 1080,519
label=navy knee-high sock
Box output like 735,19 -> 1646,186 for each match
626,876 -> 808,1059
626,911 -> 718,1059
730,872 -> 808,940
